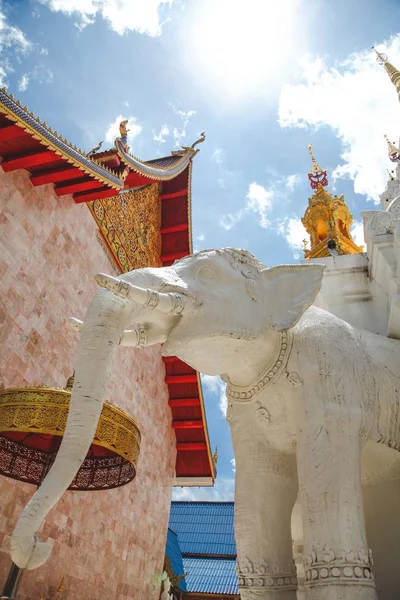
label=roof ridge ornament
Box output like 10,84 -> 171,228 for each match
384,134 -> 400,162
181,131 -> 206,156
307,144 -> 328,189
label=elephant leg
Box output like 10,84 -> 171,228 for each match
234,443 -> 298,600
363,478 -> 400,600
296,416 -> 377,600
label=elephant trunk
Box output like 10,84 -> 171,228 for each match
10,288 -> 129,570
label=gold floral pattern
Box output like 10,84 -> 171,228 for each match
88,184 -> 162,273
0,388 -> 141,467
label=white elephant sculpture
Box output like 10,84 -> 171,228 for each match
10,248 -> 400,600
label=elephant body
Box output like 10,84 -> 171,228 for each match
9,248 -> 400,600
229,306 -> 400,600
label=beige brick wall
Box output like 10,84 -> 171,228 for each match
0,168 -> 176,600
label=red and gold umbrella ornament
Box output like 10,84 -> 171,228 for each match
0,376 -> 141,598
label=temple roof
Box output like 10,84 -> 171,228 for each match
183,557 -> 238,595
165,528 -> 187,592
169,502 -> 236,556
0,88 -> 214,485
0,87 -> 203,203
168,502 -> 238,596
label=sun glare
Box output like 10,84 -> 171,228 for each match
183,0 -> 305,105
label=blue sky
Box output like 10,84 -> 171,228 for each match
2,0 -> 400,500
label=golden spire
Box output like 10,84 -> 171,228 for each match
384,134 -> 400,162
307,144 -> 328,189
373,46 -> 400,102
302,145 -> 363,259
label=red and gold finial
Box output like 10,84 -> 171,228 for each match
307,144 -> 328,189
384,134 -> 400,162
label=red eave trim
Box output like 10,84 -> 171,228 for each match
30,167 -> 83,186
172,420 -> 204,430
0,124 -> 25,141
1,149 -> 56,172
165,374 -> 198,385
160,223 -> 189,235
169,398 -> 201,408
73,187 -> 116,203
160,189 -> 188,200
177,442 -> 207,451
55,178 -> 103,196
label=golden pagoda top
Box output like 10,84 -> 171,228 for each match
373,46 -> 400,102
302,145 -> 363,259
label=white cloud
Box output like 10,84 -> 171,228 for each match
104,115 -> 142,146
220,182 -> 276,230
286,174 -> 301,191
40,0 -> 174,36
18,74 -> 29,92
212,148 -> 224,164
220,209 -> 245,231
278,217 -> 308,259
170,106 -> 196,147
0,65 -> 6,87
279,36 -> 400,203
172,476 -> 234,501
351,220 -> 365,249
153,123 -> 170,143
230,458 -> 236,473
201,374 -> 227,417
196,233 -> 205,242
246,182 -> 273,229
0,10 -> 31,53
0,6 -> 32,86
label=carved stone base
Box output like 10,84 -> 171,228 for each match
238,558 -> 297,593
304,547 -> 375,589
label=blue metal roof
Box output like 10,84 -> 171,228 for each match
169,502 -> 236,556
166,528 -> 187,592
183,557 -> 239,595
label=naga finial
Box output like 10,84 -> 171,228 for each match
181,131 -> 206,156
119,120 -> 130,138
191,131 -> 206,149
87,140 -> 103,157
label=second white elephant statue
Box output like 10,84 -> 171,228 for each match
9,248 -> 400,600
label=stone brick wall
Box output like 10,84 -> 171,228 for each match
0,167 -> 176,600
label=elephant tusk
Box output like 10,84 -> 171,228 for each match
94,273 -> 190,315
68,316 -> 148,347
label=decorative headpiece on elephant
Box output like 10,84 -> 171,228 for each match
10,247 -> 400,600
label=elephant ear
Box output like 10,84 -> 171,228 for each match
261,263 -> 324,330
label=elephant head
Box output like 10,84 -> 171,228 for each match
10,248 -> 323,569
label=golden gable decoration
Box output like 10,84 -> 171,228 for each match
88,183 -> 162,273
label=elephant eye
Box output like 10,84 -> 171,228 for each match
196,266 -> 219,280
